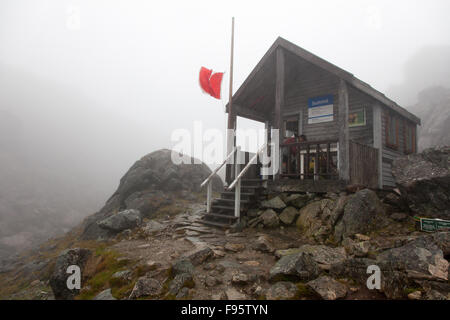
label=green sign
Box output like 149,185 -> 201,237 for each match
420,218 -> 450,232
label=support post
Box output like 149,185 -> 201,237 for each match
274,47 -> 285,180
226,17 -> 236,185
206,181 -> 212,213
234,146 -> 241,220
372,103 -> 383,189
338,79 -> 350,181
262,121 -> 269,181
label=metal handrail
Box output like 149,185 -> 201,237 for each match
228,143 -> 267,190
200,146 -> 237,188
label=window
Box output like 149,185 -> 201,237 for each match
404,121 -> 416,154
385,113 -> 399,149
283,116 -> 299,139
349,108 -> 366,127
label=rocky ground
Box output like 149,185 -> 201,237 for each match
0,147 -> 448,300
1,194 -> 448,301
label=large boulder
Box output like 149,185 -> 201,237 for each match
374,235 -> 449,299
182,246 -> 214,266
392,146 -> 450,219
266,281 -> 299,300
276,245 -> 347,271
260,209 -> 280,228
94,288 -> 116,300
168,273 -> 194,296
171,259 -> 194,277
377,236 -> 448,283
286,194 -> 310,209
334,189 -> 386,241
306,276 -> 348,300
261,196 -> 286,211
279,207 -> 299,225
80,149 -> 223,240
331,233 -> 450,299
296,197 -> 346,242
269,252 -> 319,282
113,149 -> 223,200
97,209 -> 142,233
129,276 -> 163,299
49,248 -> 92,300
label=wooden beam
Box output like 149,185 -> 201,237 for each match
372,102 -> 383,189
274,47 -> 285,179
338,79 -> 350,181
226,17 -> 236,185
225,104 -> 266,122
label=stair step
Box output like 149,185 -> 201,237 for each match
197,220 -> 231,229
203,213 -> 238,220
221,191 -> 255,197
214,198 -> 251,204
242,179 -> 264,182
210,205 -> 235,211
226,186 -> 262,193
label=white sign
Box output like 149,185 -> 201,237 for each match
308,95 -> 334,124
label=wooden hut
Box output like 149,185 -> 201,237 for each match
200,37 -> 420,227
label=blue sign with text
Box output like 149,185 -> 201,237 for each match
307,95 -> 334,124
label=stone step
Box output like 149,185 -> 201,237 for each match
203,213 -> 238,221
197,220 -> 231,229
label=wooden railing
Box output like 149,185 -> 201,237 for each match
280,139 -> 339,180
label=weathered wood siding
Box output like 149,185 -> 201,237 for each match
380,108 -> 414,188
283,54 -> 340,141
275,49 -> 417,190
348,86 -> 374,145
349,141 -> 379,188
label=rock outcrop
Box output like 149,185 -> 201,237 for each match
80,149 -> 223,240
49,248 -> 92,300
306,276 -> 347,300
296,198 -> 343,242
97,209 -> 142,234
269,252 -> 319,282
94,288 -> 116,300
334,189 -> 386,241
331,232 -> 450,299
266,281 -> 299,300
129,276 -> 162,299
392,146 -> 450,219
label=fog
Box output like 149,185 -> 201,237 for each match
1,0 -> 450,253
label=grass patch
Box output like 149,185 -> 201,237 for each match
295,283 -> 316,299
404,287 -> 422,295
76,248 -> 132,300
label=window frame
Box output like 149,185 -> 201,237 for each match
403,120 -> 416,154
348,107 -> 366,127
385,112 -> 399,150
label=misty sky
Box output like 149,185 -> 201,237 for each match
1,0 -> 450,197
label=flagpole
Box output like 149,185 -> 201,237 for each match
226,17 -> 235,184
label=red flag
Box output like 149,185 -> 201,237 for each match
199,67 -> 223,99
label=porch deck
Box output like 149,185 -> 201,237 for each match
267,178 -> 348,193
